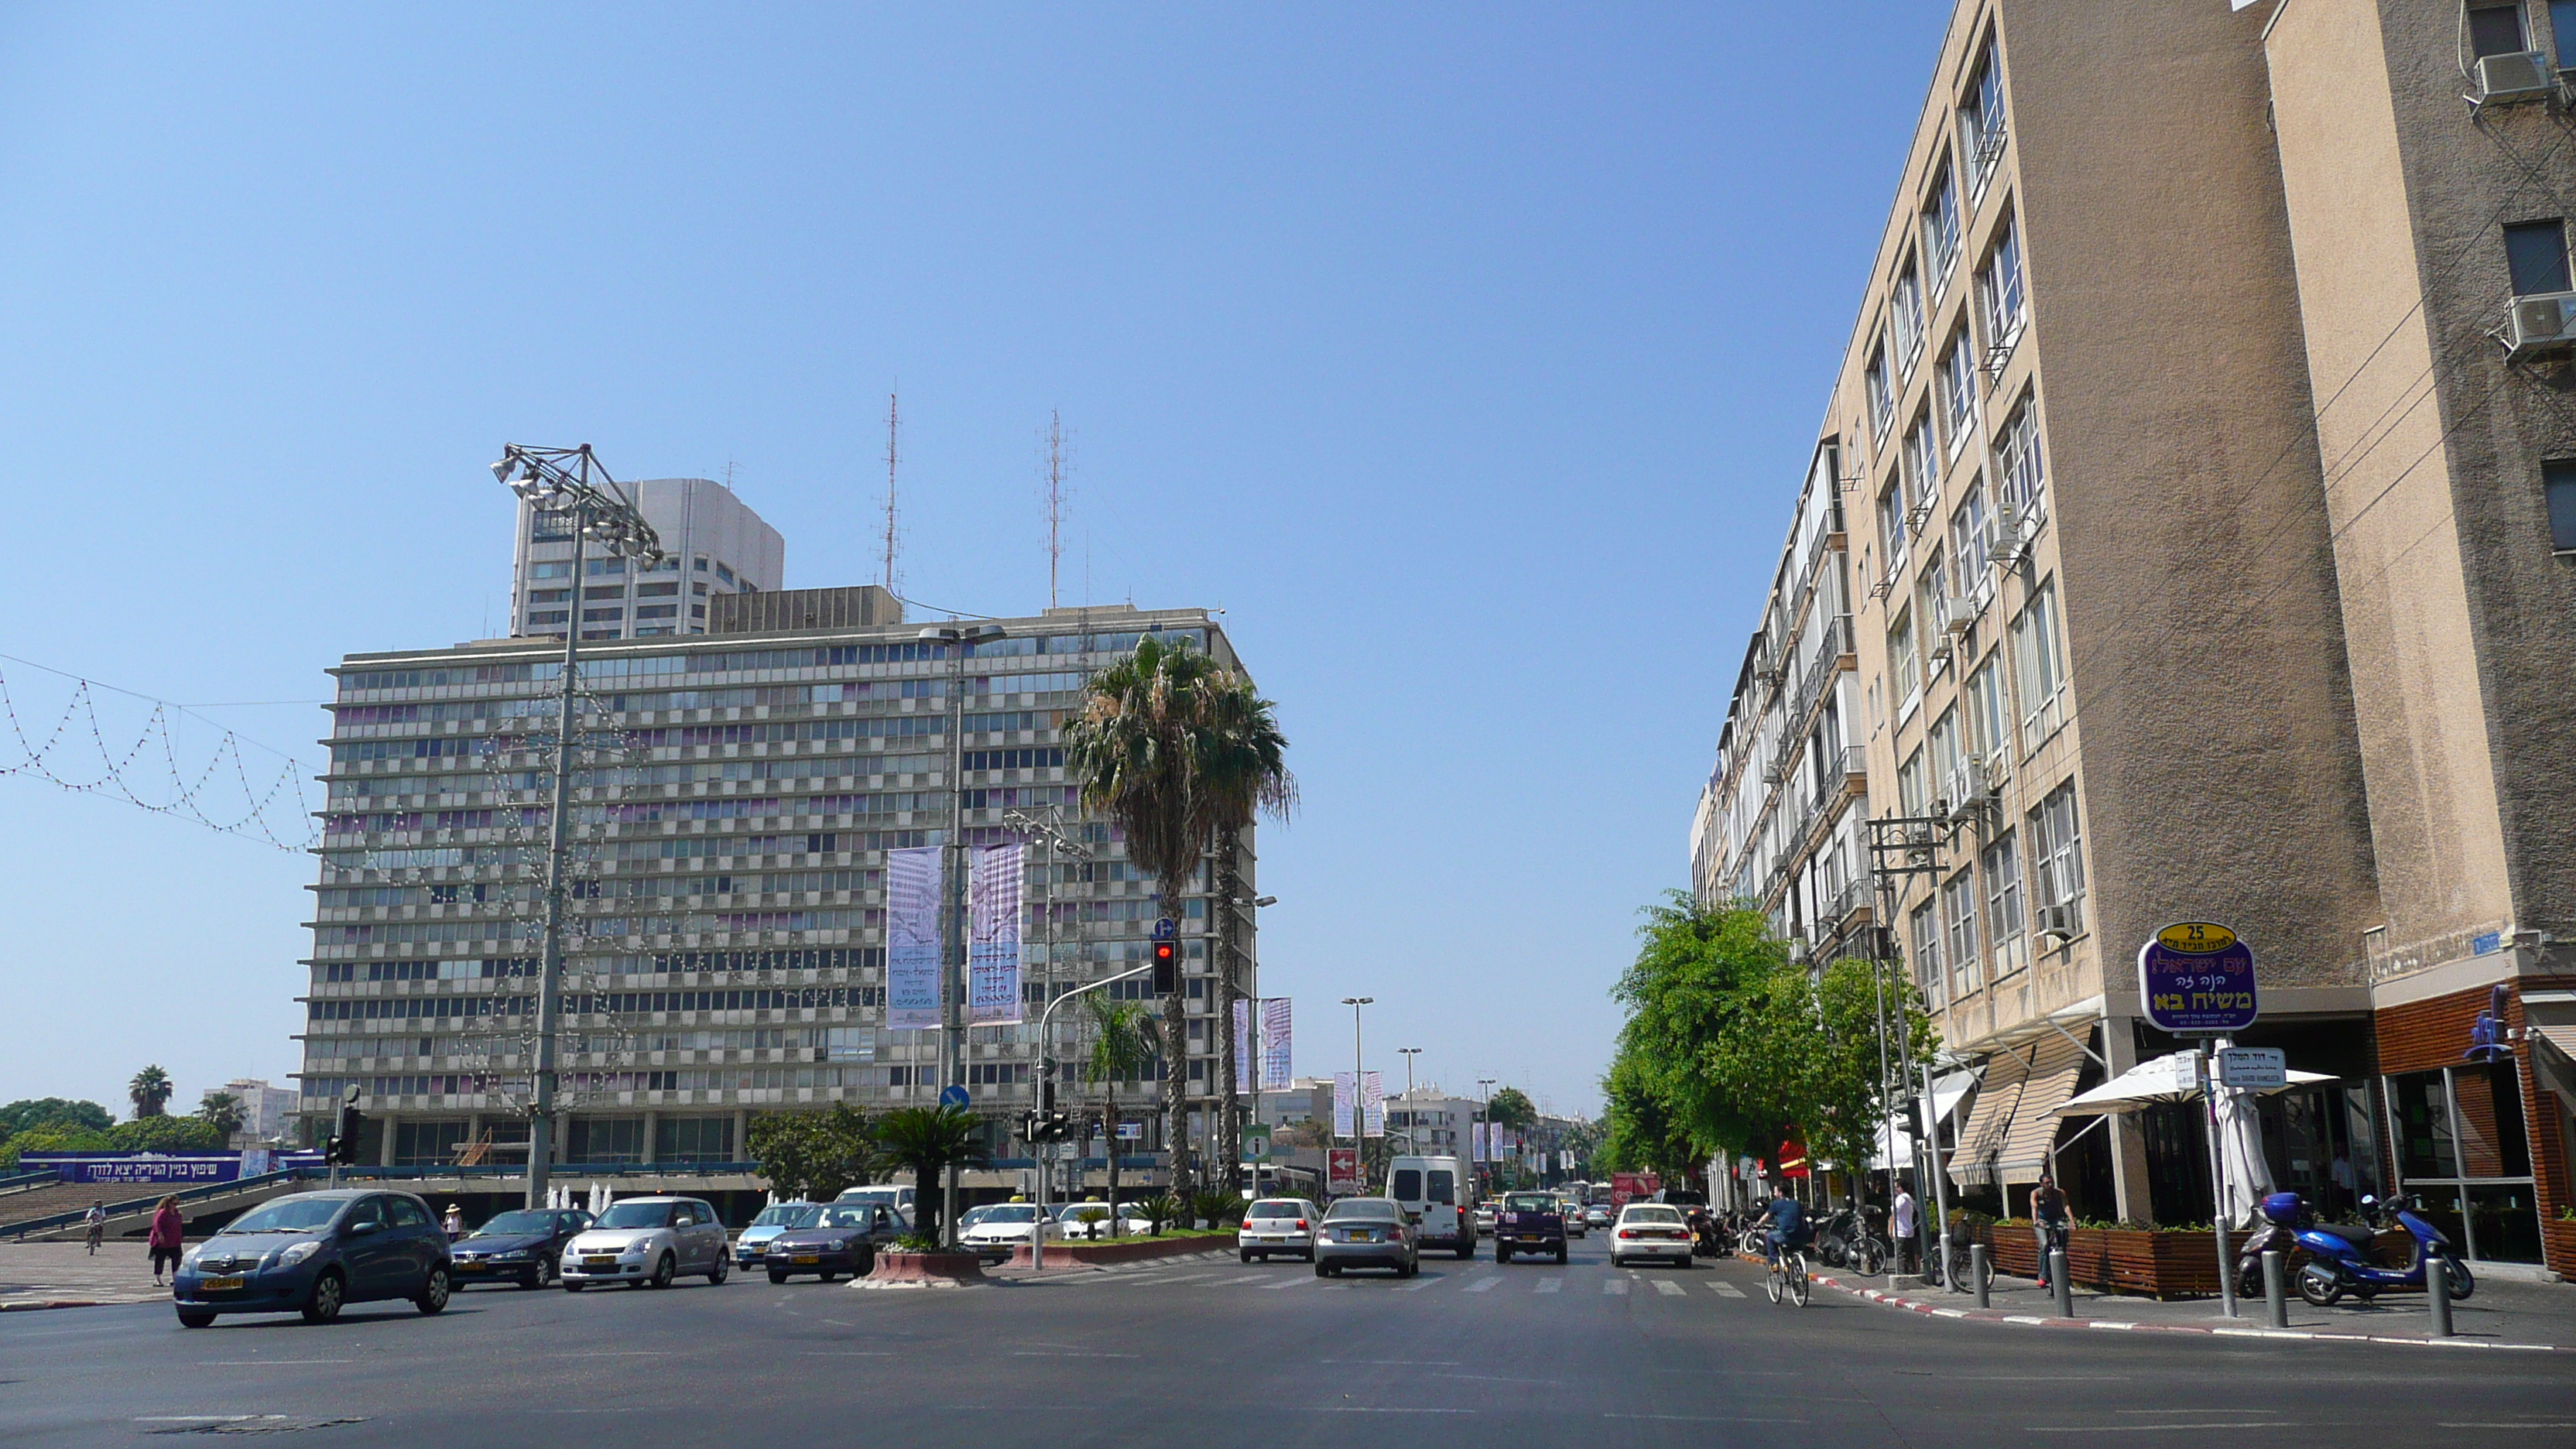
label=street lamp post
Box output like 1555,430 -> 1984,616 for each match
1396,1047 -> 1421,1152
1477,1077 -> 1497,1194
1223,890 -> 1276,1196
490,444 -> 663,1214
922,622 -> 1004,1247
1341,997 -> 1372,1189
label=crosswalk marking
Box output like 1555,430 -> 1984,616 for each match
1214,1274 -> 1267,1286
1399,1276 -> 1443,1293
1708,1281 -> 1746,1298
1261,1276 -> 1313,1290
1604,1279 -> 1629,1296
1653,1279 -> 1685,1297
1536,1278 -> 1562,1294
1464,1277 -> 1502,1293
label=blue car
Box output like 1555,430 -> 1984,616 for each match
173,1189 -> 452,1328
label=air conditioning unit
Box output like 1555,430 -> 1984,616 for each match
1941,596 -> 1975,635
1989,509 -> 2037,569
1929,631 -> 1955,665
2035,900 -> 2082,942
1941,759 -> 1992,820
2506,291 -> 2576,357
2477,50 -> 2554,104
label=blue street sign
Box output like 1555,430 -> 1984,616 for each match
940,1085 -> 971,1108
1152,917 -> 1177,941
2138,922 -> 2259,1035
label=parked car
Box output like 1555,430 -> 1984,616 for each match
1559,1197 -> 1588,1238
562,1197 -> 731,1290
1238,1198 -> 1322,1262
1314,1197 -> 1420,1278
173,1189 -> 451,1327
734,1202 -> 821,1267
1386,1156 -> 1476,1259
957,1203 -> 1057,1263
1471,1202 -> 1498,1237
1609,1202 -> 1694,1269
1584,1204 -> 1612,1230
1055,1201 -> 1153,1238
449,1208 -> 592,1289
767,1201 -> 908,1282
834,1184 -> 918,1217
1494,1191 -> 1567,1265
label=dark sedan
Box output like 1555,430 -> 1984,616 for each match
173,1189 -> 451,1327
765,1202 -> 906,1283
447,1208 -> 593,1289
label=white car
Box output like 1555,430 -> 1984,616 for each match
1237,1197 -> 1321,1262
959,1204 -> 1058,1262
1054,1201 -> 1153,1238
1471,1202 -> 1497,1237
1609,1203 -> 1694,1269
1560,1197 -> 1588,1238
562,1197 -> 731,1290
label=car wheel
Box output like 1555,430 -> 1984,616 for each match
529,1255 -> 557,1290
176,1310 -> 216,1329
649,1253 -> 676,1290
416,1267 -> 451,1316
564,1281 -> 586,1293
708,1255 -> 729,1286
858,1246 -> 876,1277
1314,1261 -> 1329,1277
301,1271 -> 345,1324
1497,1245 -> 1512,1264
1241,1251 -> 1253,1265
769,1270 -> 790,1285
817,1269 -> 837,1284
1557,1246 -> 1568,1265
1456,1238 -> 1475,1261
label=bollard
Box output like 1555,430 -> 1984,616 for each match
2050,1249 -> 2074,1317
2427,1256 -> 2454,1338
1937,1231 -> 1954,1292
2263,1251 -> 2289,1329
1970,1243 -> 1991,1308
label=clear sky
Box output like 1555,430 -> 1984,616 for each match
0,4 -> 1949,1122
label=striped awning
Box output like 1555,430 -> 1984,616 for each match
1948,1031 -> 2091,1187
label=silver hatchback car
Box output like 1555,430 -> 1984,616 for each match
1313,1197 -> 1419,1279
561,1197 -> 731,1290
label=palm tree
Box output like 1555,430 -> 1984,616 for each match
1064,634 -> 1293,1208
1084,994 -> 1155,1226
128,1066 -> 173,1120
871,1105 -> 991,1247
195,1091 -> 246,1138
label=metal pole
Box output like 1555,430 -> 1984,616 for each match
1970,1242 -> 1990,1308
1924,1052 -> 1953,1290
2427,1256 -> 2454,1338
2198,1045 -> 2237,1318
1351,1002 -> 1365,1177
524,517 -> 587,1211
2263,1249 -> 2288,1328
2050,1248 -> 2074,1317
941,636 -> 968,1249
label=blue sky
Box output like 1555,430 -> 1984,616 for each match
0,4 -> 1947,1122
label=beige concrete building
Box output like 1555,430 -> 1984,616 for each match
1694,0 -> 2576,1272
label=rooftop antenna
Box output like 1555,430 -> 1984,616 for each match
882,390 -> 902,592
1043,409 -> 1070,609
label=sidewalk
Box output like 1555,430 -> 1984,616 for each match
1812,1260 -> 2576,1351
0,1242 -> 175,1311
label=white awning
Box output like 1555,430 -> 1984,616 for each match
1951,1039 -> 2087,1187
2054,1050 -> 2332,1115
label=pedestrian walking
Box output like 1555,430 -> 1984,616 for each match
443,1203 -> 464,1239
147,1195 -> 184,1286
83,1200 -> 107,1255
2032,1171 -> 2068,1290
1891,1182 -> 1918,1276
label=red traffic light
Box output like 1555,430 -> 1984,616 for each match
1151,938 -> 1179,995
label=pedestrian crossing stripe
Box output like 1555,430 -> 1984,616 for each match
1464,1277 -> 1502,1293
1536,1278 -> 1562,1293
1708,1281 -> 1745,1298
1653,1279 -> 1685,1297
1604,1279 -> 1628,1295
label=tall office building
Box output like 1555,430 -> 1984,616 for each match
1691,0 -> 2575,1276
296,595 -> 1257,1182
510,477 -> 786,642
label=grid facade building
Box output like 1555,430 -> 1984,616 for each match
293,600 -> 1257,1175
510,477 -> 785,642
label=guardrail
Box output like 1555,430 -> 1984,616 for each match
5,1168 -> 313,1242
0,1170 -> 62,1195
326,1161 -> 767,1180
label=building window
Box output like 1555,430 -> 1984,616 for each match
2028,779 -> 2085,936
2506,219 -> 2571,296
2009,578 -> 2067,752
1948,476 -> 1991,593
1891,257 -> 1927,375
1889,605 -> 1922,714
1937,329 -> 1978,454
2471,2 -> 2530,58
635,604 -> 679,620
1928,707 -> 1963,807
2553,0 -> 2576,64
584,584 -> 625,601
1982,831 -> 2026,977
526,610 -> 570,627
716,563 -> 736,584
639,581 -> 680,598
1922,163 -> 1961,299
586,557 -> 625,576
1978,216 -> 2027,364
1996,392 -> 2046,520
581,607 -> 624,623
1942,868 -> 1982,999
1879,474 -> 1908,564
1904,412 -> 1941,513
1965,653 -> 2011,771
1898,746 -> 1927,819
1916,554 -> 1948,678
530,561 -> 573,580
1958,38 -> 2009,193
694,557 -> 711,572
1911,899 -> 1945,1008
526,588 -> 570,605
1866,342 -> 1895,440
2546,460 -> 2576,550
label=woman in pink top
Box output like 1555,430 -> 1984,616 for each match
147,1196 -> 184,1286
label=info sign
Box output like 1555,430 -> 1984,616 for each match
2138,921 -> 2259,1035
1326,1146 -> 1362,1196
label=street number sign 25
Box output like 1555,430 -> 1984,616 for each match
2137,921 -> 2259,1034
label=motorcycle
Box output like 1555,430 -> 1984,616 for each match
1815,1204 -> 1858,1268
1687,1208 -> 1724,1259
2233,1190 -> 2308,1300
2292,1191 -> 2474,1308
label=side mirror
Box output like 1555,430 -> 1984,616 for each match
348,1220 -> 379,1236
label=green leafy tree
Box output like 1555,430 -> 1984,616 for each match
1485,1087 -> 1537,1130
871,1105 -> 991,1246
127,1066 -> 174,1119
748,1105 -> 880,1202
107,1116 -> 224,1153
1084,994 -> 1156,1218
0,1099 -> 113,1137
1064,634 -> 1293,1208
196,1091 -> 245,1138
2,1125 -> 115,1169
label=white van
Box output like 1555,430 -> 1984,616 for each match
1386,1156 -> 1476,1259
834,1184 -> 917,1216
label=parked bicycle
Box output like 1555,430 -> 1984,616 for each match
1937,1233 -> 1994,1294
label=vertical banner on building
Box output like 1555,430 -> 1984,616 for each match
1362,1071 -> 1385,1138
968,842 -> 1023,1025
1234,999 -> 1254,1094
1261,997 -> 1293,1088
1234,997 -> 1297,1094
886,845 -> 944,1029
1332,1072 -> 1357,1139
1472,1122 -> 1488,1163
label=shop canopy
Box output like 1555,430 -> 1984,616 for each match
1951,1033 -> 2089,1187
2052,1050 -> 2332,1115
1868,1070 -> 1975,1172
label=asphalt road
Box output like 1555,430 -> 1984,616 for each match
5,1235 -> 2571,1447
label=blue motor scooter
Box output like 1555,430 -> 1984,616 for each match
2290,1191 -> 2475,1307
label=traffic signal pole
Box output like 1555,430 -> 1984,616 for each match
1029,961 -> 1155,1272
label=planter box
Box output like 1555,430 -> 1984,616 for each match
2543,1218 -> 2576,1278
1971,1222 -> 2228,1298
1009,1235 -> 1222,1271
858,1251 -> 987,1289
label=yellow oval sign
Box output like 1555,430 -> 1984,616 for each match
2155,921 -> 2238,954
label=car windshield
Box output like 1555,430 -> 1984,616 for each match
468,1210 -> 556,1237
815,1206 -> 875,1228
224,1197 -> 348,1234
1324,1200 -> 1401,1223
1504,1194 -> 1555,1211
1625,1207 -> 1684,1225
594,1201 -> 679,1229
1058,1204 -> 1114,1221
980,1205 -> 1041,1224
752,1204 -> 820,1229
1248,1201 -> 1307,1219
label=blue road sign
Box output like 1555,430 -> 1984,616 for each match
2138,922 -> 2259,1034
1152,916 -> 1177,941
940,1085 -> 971,1109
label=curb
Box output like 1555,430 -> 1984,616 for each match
0,1299 -> 111,1313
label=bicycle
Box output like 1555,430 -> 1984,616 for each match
1765,1242 -> 1811,1307
1937,1235 -> 1994,1294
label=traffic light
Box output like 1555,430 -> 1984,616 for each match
327,1088 -> 366,1166
1151,937 -> 1179,995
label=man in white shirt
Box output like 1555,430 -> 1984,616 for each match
1891,1184 -> 1919,1276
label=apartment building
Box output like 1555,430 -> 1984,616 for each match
294,594 -> 1258,1190
1693,0 -> 2576,1274
510,477 -> 784,642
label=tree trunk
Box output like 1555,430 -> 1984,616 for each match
1103,1091 -> 1119,1231
1159,886 -> 1192,1210
916,1161 -> 938,1242
1214,836 -> 1240,1204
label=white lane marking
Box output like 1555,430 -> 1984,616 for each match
1463,1277 -> 1501,1293
561,1351 -> 671,1357
800,1351 -> 893,1357
1708,1281 -> 1746,1298
1261,1276 -> 1315,1290
1213,1274 -> 1267,1286
1653,1279 -> 1685,1297
2026,1427 -> 2307,1434
194,1361 -> 355,1367
1013,1351 -> 1140,1358
1399,1276 -> 1443,1293
1322,1360 -> 1461,1365
1536,1278 -> 1562,1294
1606,1414 -> 1807,1424
1152,1273 -> 1218,1285
1603,1279 -> 1628,1295
1301,1407 -> 1475,1414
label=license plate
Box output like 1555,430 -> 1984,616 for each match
584,1257 -> 617,1269
201,1275 -> 245,1292
455,1262 -> 488,1273
792,1255 -> 818,1264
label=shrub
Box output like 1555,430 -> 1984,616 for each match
1136,1194 -> 1181,1235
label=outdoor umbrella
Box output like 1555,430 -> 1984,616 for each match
2054,1050 -> 2329,1227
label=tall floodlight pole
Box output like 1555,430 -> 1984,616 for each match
923,622 -> 1003,1246
490,444 -> 663,1213
1477,1077 -> 1496,1194
1223,889 -> 1276,1194
1341,997 -> 1372,1184
1396,1047 -> 1421,1151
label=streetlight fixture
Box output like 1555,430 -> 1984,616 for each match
1477,1077 -> 1498,1194
489,444 -> 663,1213
1396,1047 -> 1422,1150
1341,997 -> 1372,1185
1222,891 -> 1278,1197
920,622 -> 1005,1246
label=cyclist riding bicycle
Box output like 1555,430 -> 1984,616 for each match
1760,1182 -> 1810,1265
